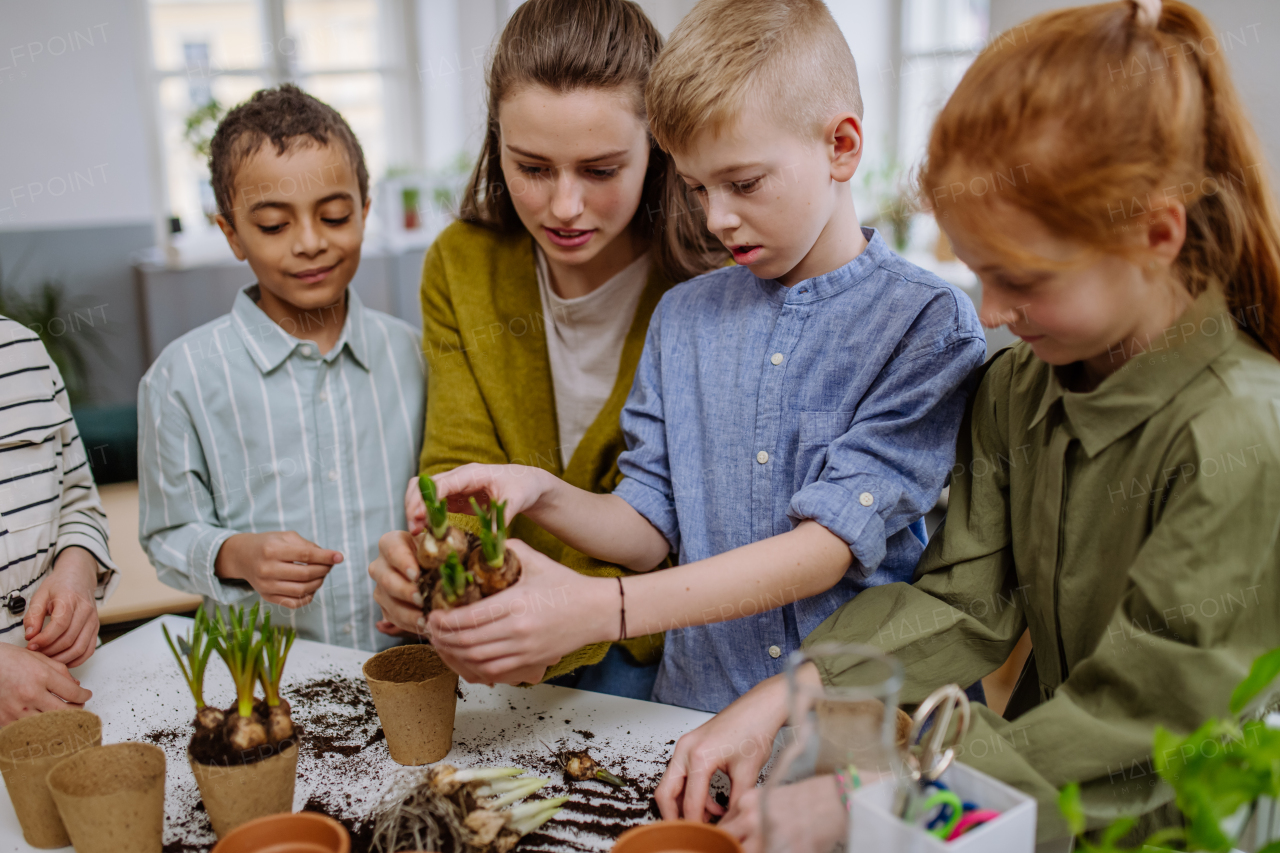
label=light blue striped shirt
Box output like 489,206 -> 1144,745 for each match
138,285 -> 424,651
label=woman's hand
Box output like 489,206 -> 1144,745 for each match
656,670 -> 797,823
405,476 -> 427,536
0,642 -> 92,724
431,463 -> 559,519
369,531 -> 429,636
25,545 -> 101,666
427,540 -> 615,684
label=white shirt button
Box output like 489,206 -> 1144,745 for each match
300,345 -> 313,357
859,492 -> 874,507
342,623 -> 352,634
768,645 -> 782,659
756,450 -> 769,464
318,390 -> 328,403
328,469 -> 338,482
770,352 -> 784,366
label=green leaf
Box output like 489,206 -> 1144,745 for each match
1230,646 -> 1280,715
1059,782 -> 1086,837
420,474 -> 449,537
1256,841 -> 1280,853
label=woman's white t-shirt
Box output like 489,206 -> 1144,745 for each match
534,247 -> 651,469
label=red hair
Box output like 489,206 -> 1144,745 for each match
919,0 -> 1280,359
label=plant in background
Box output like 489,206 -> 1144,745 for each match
860,160 -> 916,253
183,98 -> 225,162
0,265 -> 108,404
467,498 -> 522,595
212,603 -> 268,752
163,605 -> 224,735
257,612 -> 297,744
1059,647 -> 1280,852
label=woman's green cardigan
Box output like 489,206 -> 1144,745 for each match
418,219 -> 669,679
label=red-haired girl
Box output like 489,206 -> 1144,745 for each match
657,0 -> 1280,847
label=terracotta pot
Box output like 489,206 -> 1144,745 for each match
613,820 -> 744,853
0,709 -> 102,848
210,810 -> 349,853
46,742 -> 165,853
363,644 -> 458,765
190,740 -> 300,838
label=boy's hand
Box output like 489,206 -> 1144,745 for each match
655,670 -> 798,823
25,545 -> 100,667
215,531 -> 342,609
427,540 -> 610,684
431,463 -> 558,519
0,643 -> 92,725
369,530 -> 429,636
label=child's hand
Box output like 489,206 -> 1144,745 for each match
655,670 -> 797,823
404,476 -> 427,536
25,545 -> 101,666
214,531 -> 342,609
718,775 -> 846,853
0,642 -> 92,724
431,463 -> 557,519
427,540 -> 612,683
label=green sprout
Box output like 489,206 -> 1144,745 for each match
211,603 -> 266,719
470,497 -> 508,569
419,473 -> 449,540
439,552 -> 474,604
162,605 -> 218,710
257,611 -> 296,709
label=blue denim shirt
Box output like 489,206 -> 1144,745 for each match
613,229 -> 986,711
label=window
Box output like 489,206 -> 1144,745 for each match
146,0 -> 418,239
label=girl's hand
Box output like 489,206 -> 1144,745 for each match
427,540 -> 615,684
25,545 -> 101,667
0,642 -> 92,724
431,463 -> 558,519
655,671 -> 795,823
405,476 -> 427,536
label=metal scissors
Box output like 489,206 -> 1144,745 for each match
895,683 -> 972,819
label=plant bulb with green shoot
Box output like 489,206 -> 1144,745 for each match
432,550 -> 481,611
414,473 -> 470,573
212,603 -> 268,753
257,612 -> 297,744
163,605 -> 223,736
467,498 -> 522,596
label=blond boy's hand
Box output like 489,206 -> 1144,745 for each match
430,463 -> 559,520
404,476 -> 427,536
0,643 -> 92,725
215,531 -> 342,609
24,545 -> 100,667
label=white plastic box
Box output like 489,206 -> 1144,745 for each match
848,761 -> 1037,853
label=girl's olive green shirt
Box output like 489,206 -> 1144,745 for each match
806,287 -> 1280,842
418,220 -> 669,677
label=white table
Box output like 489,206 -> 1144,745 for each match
1,616 -> 714,852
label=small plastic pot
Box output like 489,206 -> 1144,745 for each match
613,820 -> 744,853
190,740 -> 300,838
0,709 -> 102,848
210,810 -> 350,853
363,644 -> 458,765
46,742 -> 166,853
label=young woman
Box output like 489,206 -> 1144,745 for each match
655,0 -> 1280,847
368,0 -> 723,697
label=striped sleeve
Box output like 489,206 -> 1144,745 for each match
51,366 -> 119,602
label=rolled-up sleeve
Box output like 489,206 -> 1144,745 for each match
137,373 -> 243,604
788,330 -> 986,572
614,310 -> 680,555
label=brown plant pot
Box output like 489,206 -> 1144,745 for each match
210,810 -> 349,853
363,644 -> 458,766
45,742 -> 165,853
190,740 -> 300,838
0,709 -> 102,848
613,820 -> 743,853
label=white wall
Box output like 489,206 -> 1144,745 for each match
989,0 -> 1280,179
0,0 -> 157,231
